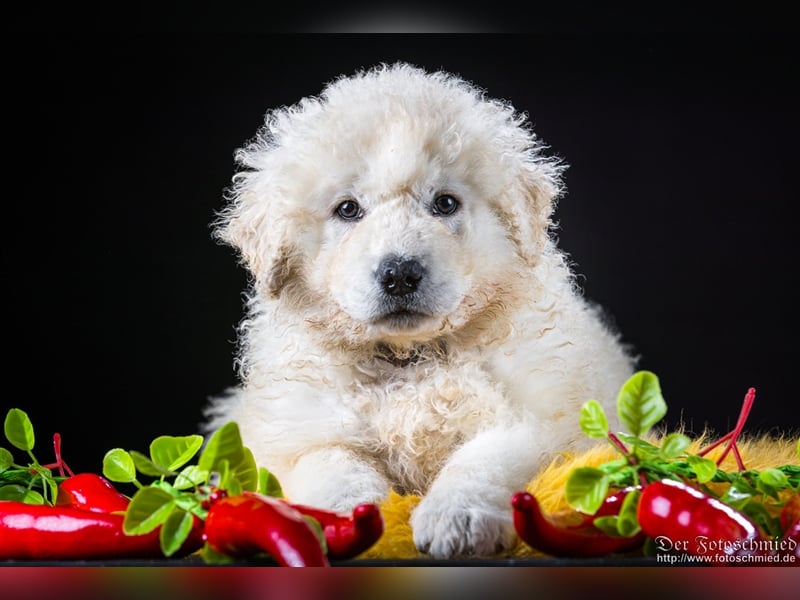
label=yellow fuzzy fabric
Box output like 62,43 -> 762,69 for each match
358,434 -> 799,560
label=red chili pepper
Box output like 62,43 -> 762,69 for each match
779,518 -> 800,560
204,493 -> 330,567
778,495 -> 800,561
511,491 -> 645,558
0,501 -> 204,560
282,500 -> 384,560
583,486 -> 640,522
637,478 -> 763,559
201,487 -> 230,510
55,473 -> 130,513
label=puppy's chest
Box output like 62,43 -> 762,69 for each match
346,361 -> 510,460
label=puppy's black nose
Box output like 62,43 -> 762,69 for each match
378,257 -> 424,296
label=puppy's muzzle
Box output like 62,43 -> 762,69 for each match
378,256 -> 424,297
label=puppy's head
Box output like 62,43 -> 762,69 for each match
214,63 -> 564,353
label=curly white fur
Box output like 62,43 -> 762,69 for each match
203,63 -> 636,558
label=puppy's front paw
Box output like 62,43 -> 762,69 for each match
410,492 -> 515,559
284,448 -> 390,512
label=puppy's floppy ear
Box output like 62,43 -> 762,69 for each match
214,99 -> 324,299
496,158 -> 564,268
212,173 -> 297,299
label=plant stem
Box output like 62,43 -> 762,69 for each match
698,387 -> 755,471
607,432 -> 630,456
40,433 -> 75,477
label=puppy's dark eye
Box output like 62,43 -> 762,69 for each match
335,199 -> 363,221
432,194 -> 459,216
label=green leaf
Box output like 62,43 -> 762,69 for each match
565,467 -> 610,514
630,442 -> 661,461
758,468 -> 789,489
150,435 -> 203,472
150,479 -> 183,498
756,468 -> 789,499
579,400 -> 609,439
0,484 -> 44,503
123,487 -> 176,535
593,515 -> 620,536
159,508 -> 195,557
4,409 -> 35,452
0,447 -> 13,471
197,422 -> 258,491
103,448 -> 138,483
174,465 -> 208,490
616,371 -> 666,438
258,467 -> 284,498
225,478 -> 243,496
779,465 -> 800,487
741,501 -> 782,538
174,493 -> 204,514
216,458 -> 231,490
302,515 -> 327,555
217,458 -> 247,496
686,454 -> 717,483
590,490 -> 641,538
606,466 -> 638,489
131,450 -> 176,478
642,536 -> 659,557
233,446 -> 259,492
598,458 -> 631,473
616,488 -> 642,537
721,481 -> 754,511
615,433 -> 661,459
660,433 -> 691,459
199,543 -> 237,565
42,475 -> 59,505
660,460 -> 697,479
198,422 -> 245,474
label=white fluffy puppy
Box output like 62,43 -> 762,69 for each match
204,62 -> 635,558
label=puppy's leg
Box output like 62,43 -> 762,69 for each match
410,422 -> 550,558
281,446 -> 390,512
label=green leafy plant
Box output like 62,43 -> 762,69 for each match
566,371 -> 800,539
0,408 -> 73,504
102,421 -> 283,557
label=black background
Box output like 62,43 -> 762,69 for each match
3,24 -> 798,473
